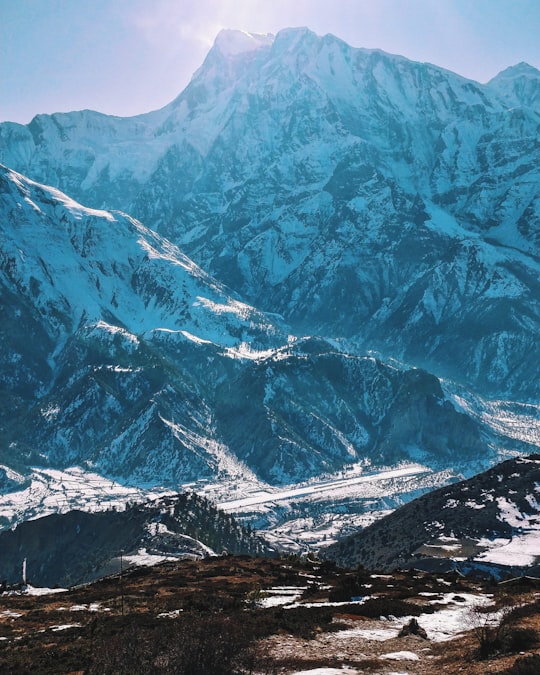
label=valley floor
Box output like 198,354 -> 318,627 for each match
0,460 -> 462,551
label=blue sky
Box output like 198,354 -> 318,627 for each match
1,0 -> 539,123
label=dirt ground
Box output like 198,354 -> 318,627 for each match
0,556 -> 538,673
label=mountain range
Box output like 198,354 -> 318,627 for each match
0,28 -> 539,551
0,164 -> 494,490
1,29 -> 538,399
1,454 -> 538,588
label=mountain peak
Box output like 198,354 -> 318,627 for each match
212,29 -> 274,57
487,61 -> 540,107
489,61 -> 540,83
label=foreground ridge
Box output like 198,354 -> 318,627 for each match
1,555 -> 539,673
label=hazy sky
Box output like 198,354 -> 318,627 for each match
2,0 -> 539,124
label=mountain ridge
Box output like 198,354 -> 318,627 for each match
323,454 -> 540,572
0,491 -> 272,587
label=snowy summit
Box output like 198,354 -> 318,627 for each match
213,29 -> 274,56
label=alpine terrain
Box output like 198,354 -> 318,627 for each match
0,28 -> 539,555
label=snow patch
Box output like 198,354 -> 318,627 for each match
0,467 -> 169,529
25,586 -> 69,596
290,669 -> 357,675
381,651 -> 420,661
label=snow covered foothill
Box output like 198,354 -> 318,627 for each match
323,454 -> 540,573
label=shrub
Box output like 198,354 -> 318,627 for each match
503,654 -> 540,674
466,602 -> 538,659
504,598 -> 540,621
246,606 -> 335,640
502,627 -> 538,653
328,570 -> 373,602
89,614 -> 254,675
467,603 -> 509,659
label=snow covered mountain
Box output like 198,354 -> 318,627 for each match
1,28 -> 538,400
0,164 -> 285,485
3,164 -> 516,499
0,29 -> 539,546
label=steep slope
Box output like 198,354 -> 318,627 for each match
323,454 -> 540,571
2,165 -> 521,494
0,491 -> 272,586
1,29 -> 538,399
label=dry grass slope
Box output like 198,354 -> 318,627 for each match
0,555 -> 538,674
